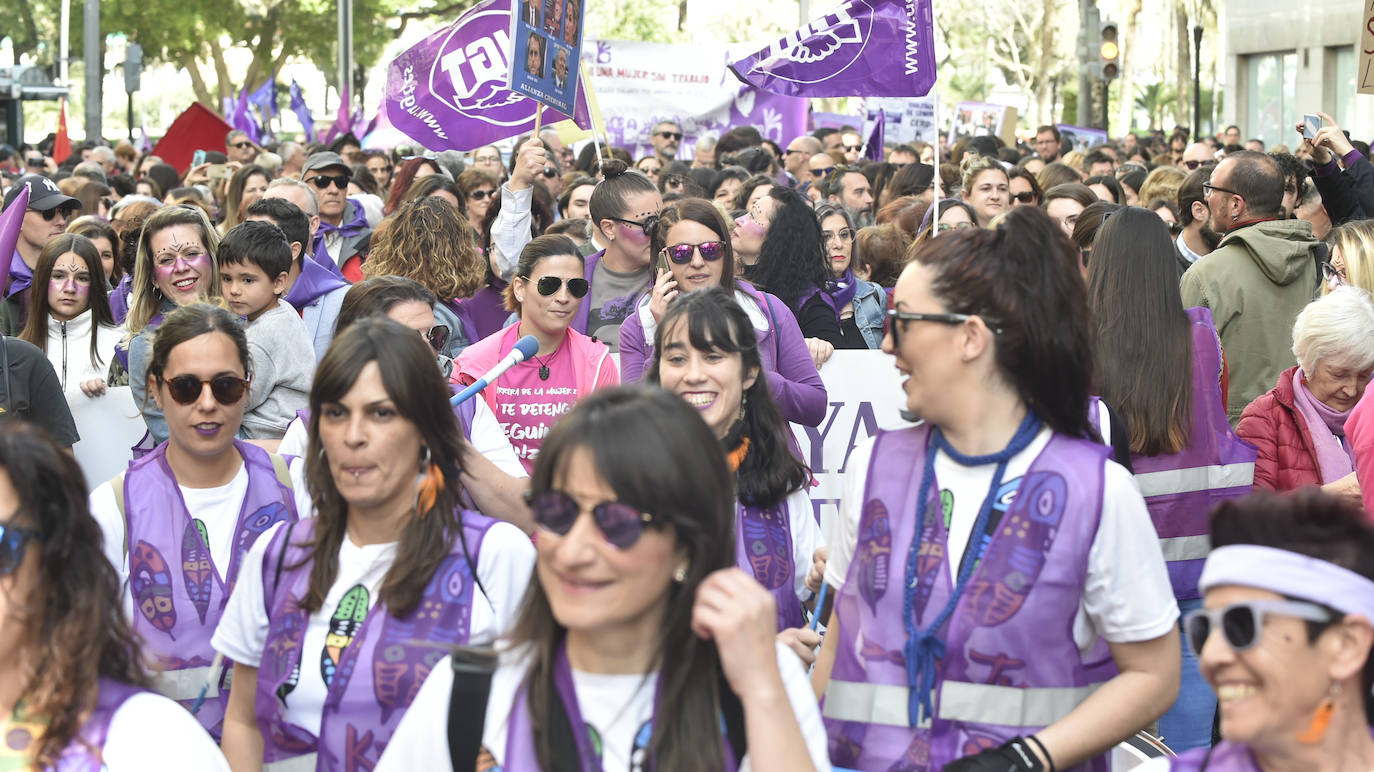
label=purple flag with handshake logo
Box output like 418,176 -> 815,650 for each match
386,0 -> 591,151
728,0 -> 936,98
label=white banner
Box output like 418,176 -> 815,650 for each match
69,386 -> 143,491
865,96 -> 939,147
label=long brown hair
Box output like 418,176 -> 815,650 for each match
18,234 -> 117,370
1086,206 -> 1192,455
1,423 -> 150,767
507,386 -> 737,770
301,317 -> 474,616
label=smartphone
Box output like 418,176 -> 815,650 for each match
192,149 -> 206,167
656,250 -> 671,275
207,164 -> 232,180
1303,114 -> 1321,140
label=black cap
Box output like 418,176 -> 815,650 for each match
2,175 -> 79,213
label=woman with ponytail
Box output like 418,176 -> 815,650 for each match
215,317 -> 534,771
813,206 -> 1182,771
575,159 -> 662,351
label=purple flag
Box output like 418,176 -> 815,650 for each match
323,85 -> 353,145
248,75 -> 279,118
230,89 -> 262,143
385,0 -> 592,152
137,125 -> 153,153
289,80 -> 316,143
727,0 -> 936,98
0,184 -> 29,298
864,109 -> 884,161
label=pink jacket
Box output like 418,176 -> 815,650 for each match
452,324 -> 619,417
1344,386 -> 1374,521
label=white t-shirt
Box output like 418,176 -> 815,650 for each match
211,518 -> 535,738
824,429 -> 1178,649
374,643 -> 833,772
100,691 -> 230,770
277,398 -> 527,479
89,456 -> 314,618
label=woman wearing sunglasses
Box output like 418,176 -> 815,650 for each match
89,303 -> 312,740
1141,489 -> 1374,771
375,387 -> 830,770
363,197 -> 486,360
573,160 -> 663,351
814,207 -> 1181,772
215,317 -> 534,771
618,198 -> 826,426
0,423 -> 230,770
454,235 -> 618,476
647,289 -> 825,643
119,204 -> 224,446
457,169 -> 499,237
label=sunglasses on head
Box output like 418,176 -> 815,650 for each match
1183,599 -> 1333,657
656,131 -> 683,141
37,205 -> 78,221
307,174 -> 351,190
426,324 -> 451,353
661,240 -> 725,264
525,489 -> 657,550
0,522 -> 42,577
469,189 -> 495,201
159,374 -> 251,405
531,275 -> 590,298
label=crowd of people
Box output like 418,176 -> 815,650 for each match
0,104 -> 1371,772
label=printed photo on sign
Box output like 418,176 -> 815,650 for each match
509,0 -> 584,116
1056,124 -> 1110,152
525,33 -> 547,78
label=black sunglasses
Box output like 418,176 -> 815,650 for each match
661,241 -> 725,264
0,522 -> 43,576
811,166 -> 835,178
426,324 -> 451,353
232,141 -> 254,150
307,174 -> 351,190
525,489 -> 657,550
1183,159 -> 1216,171
843,144 -> 864,152
609,214 -> 659,236
656,131 -> 683,141
160,374 -> 251,405
532,275 -> 590,298
542,167 -> 559,178
885,310 -> 1002,346
469,189 -> 495,201
1184,600 -> 1333,657
1010,191 -> 1037,203
38,204 -> 79,221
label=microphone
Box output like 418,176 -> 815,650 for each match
451,335 -> 541,406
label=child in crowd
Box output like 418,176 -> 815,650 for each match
217,221 -> 314,439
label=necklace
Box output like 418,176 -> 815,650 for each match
530,337 -> 563,381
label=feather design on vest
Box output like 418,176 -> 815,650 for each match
322,585 -> 371,688
182,519 -> 214,625
855,499 -> 892,613
740,504 -> 791,590
130,540 -> 177,639
269,612 -> 305,702
961,473 -> 1066,628
229,502 -> 291,593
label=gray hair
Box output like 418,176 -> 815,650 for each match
1292,285 -> 1374,374
89,146 -> 116,164
256,152 -> 283,175
73,161 -> 108,185
265,177 -> 319,216
278,142 -> 305,164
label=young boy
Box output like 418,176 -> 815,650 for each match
218,220 -> 315,440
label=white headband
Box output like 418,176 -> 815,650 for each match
1199,544 -> 1374,625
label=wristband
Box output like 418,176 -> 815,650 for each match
1026,734 -> 1056,772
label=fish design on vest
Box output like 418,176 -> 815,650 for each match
322,584 -> 371,688
855,499 -> 892,613
961,472 -> 1066,629
229,502 -> 291,595
373,555 -> 474,723
130,540 -> 176,639
740,504 -> 790,590
182,519 -> 214,626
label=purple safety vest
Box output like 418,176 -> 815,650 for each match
121,439 -> 297,739
823,425 -> 1116,771
736,500 -> 803,631
1167,741 -> 1262,770
254,513 -> 496,771
1130,307 -> 1256,601
5,678 -> 145,771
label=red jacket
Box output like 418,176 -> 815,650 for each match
1235,365 -> 1321,491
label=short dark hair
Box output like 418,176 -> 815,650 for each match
244,197 -> 311,263
890,144 -> 919,159
218,220 -> 293,279
1224,150 -> 1284,218
1082,149 -> 1113,172
336,275 -> 438,333
1036,125 -> 1062,142
1177,167 -> 1213,226
1083,174 -> 1124,205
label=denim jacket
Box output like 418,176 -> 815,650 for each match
852,280 -> 887,349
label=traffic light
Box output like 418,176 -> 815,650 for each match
1098,21 -> 1120,81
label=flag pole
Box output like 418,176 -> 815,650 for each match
931,84 -> 941,226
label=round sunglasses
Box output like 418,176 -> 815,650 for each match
1183,599 -> 1333,657
159,374 -> 251,405
525,489 -> 657,550
530,275 -> 590,298
660,241 -> 725,264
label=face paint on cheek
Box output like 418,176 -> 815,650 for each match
50,279 -> 90,297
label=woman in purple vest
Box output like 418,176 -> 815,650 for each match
619,197 -> 828,426
813,206 -> 1182,772
1145,489 -> 1374,771
89,302 -> 310,741
646,287 -> 825,644
1086,206 -> 1257,752
214,317 -> 534,772
0,422 -> 229,770
375,387 -> 830,770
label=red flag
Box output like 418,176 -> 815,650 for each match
52,99 -> 72,164
149,102 -> 235,175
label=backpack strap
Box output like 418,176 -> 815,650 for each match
760,292 -> 782,362
446,647 -> 499,770
112,472 -> 129,560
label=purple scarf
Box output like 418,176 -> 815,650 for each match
1292,368 -> 1356,483
822,268 -> 859,316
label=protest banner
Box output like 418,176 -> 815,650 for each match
865,95 -> 938,146
1362,0 -> 1374,95
948,101 -> 1017,147
579,39 -> 808,160
508,0 -> 585,116
1057,123 -> 1111,151
69,387 -> 143,492
811,111 -> 863,132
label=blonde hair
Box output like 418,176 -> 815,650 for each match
126,206 -> 223,336
1060,150 -> 1085,172
363,197 -> 485,302
959,154 -> 1007,197
1137,166 -> 1187,210
1328,220 -> 1374,296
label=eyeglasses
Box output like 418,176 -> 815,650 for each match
426,324 -> 451,353
1183,159 -> 1216,171
525,489 -> 657,550
1010,191 -> 1037,204
661,241 -> 726,264
609,214 -> 659,236
656,131 -> 683,141
36,205 -> 78,222
1322,261 -> 1347,287
885,310 -> 1002,347
936,221 -> 974,233
532,275 -> 590,298
822,228 -> 854,245
469,189 -> 495,201
0,522 -> 42,576
811,166 -> 835,178
1202,182 -> 1241,199
307,174 -> 351,190
232,141 -> 254,150
159,374 -> 251,405
1183,599 -> 1333,657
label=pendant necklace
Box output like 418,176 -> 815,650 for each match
531,338 -> 563,381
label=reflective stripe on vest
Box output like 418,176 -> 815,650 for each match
1159,534 -> 1211,562
824,679 -> 1101,729
1134,462 -> 1256,498
152,665 -> 219,702
264,754 -> 317,772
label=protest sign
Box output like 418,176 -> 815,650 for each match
1057,123 -> 1110,151
1362,0 -> 1374,94
70,387 -> 143,492
508,0 -> 585,116
948,101 -> 1017,147
865,95 -> 938,146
